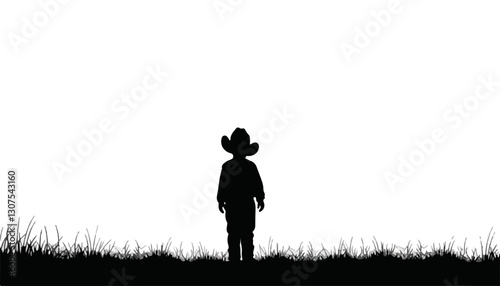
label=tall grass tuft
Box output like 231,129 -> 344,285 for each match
1,218 -> 499,262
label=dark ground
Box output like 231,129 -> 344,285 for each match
1,252 -> 499,285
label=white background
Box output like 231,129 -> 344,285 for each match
1,0 -> 499,255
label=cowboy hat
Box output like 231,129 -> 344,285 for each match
221,128 -> 259,156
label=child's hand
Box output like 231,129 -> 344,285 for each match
218,202 -> 225,213
257,200 -> 265,212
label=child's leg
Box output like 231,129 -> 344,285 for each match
241,201 -> 256,261
241,231 -> 254,261
226,208 -> 241,261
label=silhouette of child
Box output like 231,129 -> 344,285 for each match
217,128 -> 265,262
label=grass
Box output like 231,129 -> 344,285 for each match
1,217 -> 499,285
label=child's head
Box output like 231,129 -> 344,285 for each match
221,128 -> 259,158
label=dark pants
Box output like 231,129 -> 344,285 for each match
225,200 -> 255,261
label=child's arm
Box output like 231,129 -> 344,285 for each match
216,166 -> 226,213
253,164 -> 265,211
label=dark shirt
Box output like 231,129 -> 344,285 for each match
217,158 -> 264,204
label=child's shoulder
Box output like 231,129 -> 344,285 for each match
221,159 -> 237,169
221,158 -> 256,168
243,158 -> 256,166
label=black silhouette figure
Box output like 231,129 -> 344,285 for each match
217,128 -> 265,262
